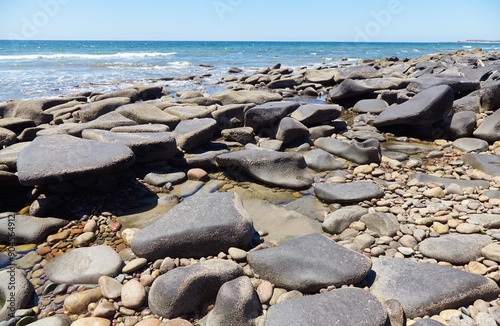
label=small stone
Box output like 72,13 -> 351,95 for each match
64,288 -> 102,314
122,279 -> 146,309
397,247 -> 414,256
228,247 -> 247,261
468,261 -> 488,275
276,290 -> 303,304
187,168 -> 209,182
439,309 -> 461,321
122,258 -> 148,274
456,223 -> 481,234
432,222 -> 450,235
121,228 -> 140,246
83,219 -> 97,233
481,243 -> 500,262
73,232 -> 96,247
353,165 -> 373,175
160,257 -> 176,273
47,230 -> 70,244
92,299 -> 116,318
423,187 -> 445,199
269,288 -> 288,306
71,317 -> 111,326
99,275 -> 123,300
257,280 -> 273,304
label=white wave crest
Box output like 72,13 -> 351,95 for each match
0,52 -> 177,61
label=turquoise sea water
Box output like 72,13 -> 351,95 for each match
1,40 -> 499,102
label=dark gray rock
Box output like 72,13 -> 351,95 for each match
268,78 -> 300,89
0,171 -> 20,189
206,276 -> 261,326
173,118 -> 217,151
406,75 -> 480,95
0,268 -> 34,321
82,129 -> 177,162
244,101 -> 300,134
418,234 -> 492,264
374,85 -> 454,127
265,288 -> 387,326
353,99 -> 389,114
328,77 -> 410,101
211,90 -> 282,106
221,127 -> 255,144
322,206 -> 368,234
290,104 -> 342,126
0,213 -> 67,244
411,319 -> 446,326
360,212 -> 400,237
77,97 -> 131,122
0,100 -> 53,126
452,93 -> 481,113
68,111 -> 138,137
334,65 -> 382,82
452,138 -> 489,152
315,181 -> 384,204
0,128 -> 16,147
315,138 -> 381,164
462,154 -> 500,176
0,118 -> 36,134
110,124 -> 170,133
275,117 -> 310,146
303,149 -> 346,172
131,192 -> 255,260
212,104 -> 251,130
143,172 -> 187,187
44,245 -> 123,284
216,149 -> 313,189
308,125 -> 336,139
370,258 -> 500,318
446,111 -> 477,139
116,103 -> 181,129
148,259 -> 244,318
247,234 -> 371,292
172,149 -> 229,169
473,109 -> 500,142
17,135 -> 135,186
409,172 -> 490,188
479,80 -> 500,111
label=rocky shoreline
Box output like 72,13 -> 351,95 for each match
1,48 -> 500,326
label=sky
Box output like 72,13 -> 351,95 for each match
0,0 -> 499,42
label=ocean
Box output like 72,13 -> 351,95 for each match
1,40 -> 500,103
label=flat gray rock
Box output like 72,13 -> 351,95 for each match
216,149 -> 313,189
462,154 -> 500,176
0,127 -> 16,147
418,234 -> 492,264
360,212 -> 400,237
304,149 -> 347,172
467,214 -> 500,229
247,234 -> 371,292
275,117 -> 310,146
452,138 -> 489,152
265,288 -> 387,326
44,245 -> 123,284
77,97 -> 131,122
290,103 -> 342,126
244,101 -> 300,133
0,268 -> 34,321
17,135 -> 135,186
353,99 -> 389,114
110,124 -> 170,133
0,142 -> 31,170
0,117 -> 37,133
173,118 -> 217,151
304,69 -> 336,85
315,181 -> 384,204
374,85 -> 454,127
149,259 -> 243,318
68,111 -> 138,137
322,206 -> 368,234
206,276 -> 261,326
473,109 -> 500,142
328,77 -> 410,101
315,138 -> 381,164
82,129 -> 178,162
131,192 -> 255,260
0,213 -> 67,244
212,104 -> 250,130
221,127 -> 255,144
370,258 -> 500,318
164,105 -> 217,120
409,172 -> 490,188
211,90 -> 282,106
143,171 -> 187,187
116,102 -> 181,129
407,75 -> 480,95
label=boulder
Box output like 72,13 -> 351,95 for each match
92,88 -> 139,102
44,245 -> 123,284
0,213 -> 67,244
370,258 -> 500,318
77,97 -> 131,122
479,80 -> 500,111
315,138 -> 381,164
216,150 -> 313,189
407,75 -> 480,95
328,77 -> 410,101
221,127 -> 255,144
275,117 -> 310,146
334,65 -> 382,82
244,101 -> 300,134
0,128 -> 16,147
211,90 -> 282,105
110,124 -> 170,133
26,315 -> 71,326
247,234 -> 372,292
131,192 -> 255,260
445,111 -> 477,139
148,259 -> 243,318
206,276 -> 261,326
353,99 -> 389,114
360,212 -> 400,237
267,78 -> 300,89
0,268 -> 34,321
173,118 -> 217,151
303,149 -> 346,172
373,85 -> 454,127
304,69 -> 336,86
82,130 -> 177,162
452,138 -> 489,152
0,100 -> 53,126
211,104 -> 251,130
265,288 -> 387,326
164,105 -> 217,120
409,172 -> 490,188
473,109 -> 500,142
116,103 -> 180,129
315,181 -> 384,204
418,234 -> 492,264
0,118 -> 36,134
68,111 -> 138,137
290,103 -> 342,126
462,154 -> 500,176
322,206 -> 368,234
17,135 -> 135,186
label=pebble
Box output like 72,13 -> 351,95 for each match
187,168 -> 209,181
73,232 -> 96,247
99,275 -> 123,300
468,261 -> 488,275
64,288 -> 103,314
122,258 -> 148,274
83,219 -> 97,233
423,187 -> 445,199
47,230 -> 71,244
456,223 -> 481,234
228,247 -> 247,261
121,279 -> 146,309
257,280 -> 273,304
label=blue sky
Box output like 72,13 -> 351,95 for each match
0,0 -> 499,42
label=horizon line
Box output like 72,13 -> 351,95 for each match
1,39 -> 499,43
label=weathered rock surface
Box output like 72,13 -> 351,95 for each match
131,192 -> 255,260
360,212 -> 400,237
0,213 -> 67,244
406,75 -> 480,95
211,90 -> 282,105
452,137 -> 489,152
216,150 -> 313,189
462,154 -> 500,176
0,268 -> 34,321
473,109 -> 500,142
275,117 -> 310,146
148,259 -> 243,318
290,103 -> 342,126
370,258 -> 500,318
173,118 -> 217,151
315,181 -> 384,204
77,97 -> 131,122
328,77 -> 410,101
303,149 -> 346,172
116,102 -> 180,128
247,234 -> 372,292
418,234 -> 492,264
315,138 -> 381,164
353,99 -> 389,114
68,112 -> 138,137
322,206 -> 368,234
244,101 -> 300,133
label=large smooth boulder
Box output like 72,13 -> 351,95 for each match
315,138 -> 381,164
275,117 -> 310,146
131,192 -> 255,260
353,99 -> 389,114
373,85 -> 454,127
0,213 -> 67,244
304,69 -> 336,86
315,181 -> 384,204
265,288 -> 387,326
211,90 -> 282,105
44,245 -> 123,284
370,258 -> 500,318
479,80 -> 500,111
216,150 -> 313,189
247,234 -> 372,292
148,259 -> 243,318
68,111 -> 138,137
206,276 -> 261,326
0,100 -> 55,126
406,75 -> 480,95
473,109 -> 500,142
82,130 -> 178,162
418,234 -> 492,264
0,142 -> 31,170
244,101 -> 300,134
77,97 -> 131,122
290,104 -> 342,126
212,104 -> 251,130
17,135 -> 135,186
328,78 -> 410,101
0,128 -> 16,147
173,118 -> 217,151
116,103 -> 180,129
445,111 -> 477,139
0,268 -> 34,321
